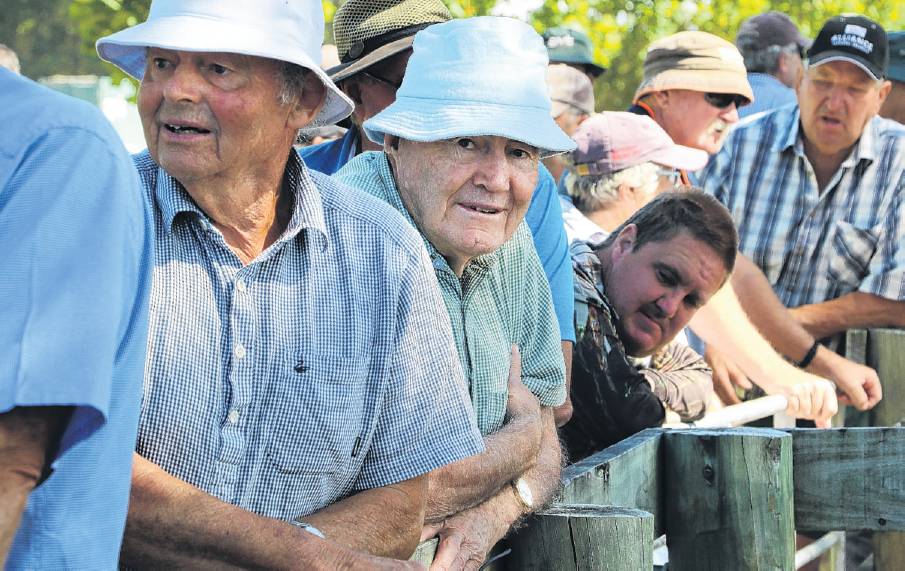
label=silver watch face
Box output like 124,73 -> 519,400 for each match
515,478 -> 534,508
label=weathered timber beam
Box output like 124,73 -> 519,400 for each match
507,505 -> 653,571
559,428 -> 664,534
786,427 -> 905,532
663,427 -> 795,570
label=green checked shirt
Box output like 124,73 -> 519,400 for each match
335,152 -> 566,435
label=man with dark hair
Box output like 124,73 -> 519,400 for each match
563,191 -> 741,459
735,12 -> 810,118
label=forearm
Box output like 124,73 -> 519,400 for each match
554,341 -> 574,427
123,454 -> 343,569
0,406 -> 68,565
305,474 -> 426,559
730,254 -> 815,361
689,282 -> 796,392
425,414 -> 538,522
452,408 -> 561,538
644,343 -> 713,421
791,292 -> 905,340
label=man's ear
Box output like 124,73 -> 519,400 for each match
651,90 -> 670,109
384,134 -> 400,154
873,80 -> 893,113
611,223 -> 637,263
288,72 -> 327,129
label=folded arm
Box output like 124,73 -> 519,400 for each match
122,454 -> 421,569
426,407 -> 562,570
791,292 -> 905,341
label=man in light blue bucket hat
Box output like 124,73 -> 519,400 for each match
95,0 -> 485,566
336,16 -> 575,568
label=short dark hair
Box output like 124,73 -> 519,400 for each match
603,189 -> 738,274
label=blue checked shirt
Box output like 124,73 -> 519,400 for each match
135,150 -> 484,521
335,152 -> 567,436
698,106 -> 905,328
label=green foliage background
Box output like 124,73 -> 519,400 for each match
4,0 -> 903,110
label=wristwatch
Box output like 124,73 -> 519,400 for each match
290,519 -> 326,539
511,477 -> 534,510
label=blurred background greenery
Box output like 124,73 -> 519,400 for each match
4,0 -> 903,110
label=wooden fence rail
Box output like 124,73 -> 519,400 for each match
410,329 -> 905,568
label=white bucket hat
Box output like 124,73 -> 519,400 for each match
363,17 -> 577,157
95,0 -> 354,127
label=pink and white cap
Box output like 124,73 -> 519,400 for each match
570,112 -> 709,176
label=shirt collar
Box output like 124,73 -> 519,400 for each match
370,152 -> 499,275
155,152 -> 330,251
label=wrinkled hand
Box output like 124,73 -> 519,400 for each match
811,347 -> 882,411
422,510 -> 505,571
318,538 -> 425,570
704,345 -> 753,406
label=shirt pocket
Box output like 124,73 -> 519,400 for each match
264,354 -> 369,477
826,221 -> 878,289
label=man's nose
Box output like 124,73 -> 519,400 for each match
472,149 -> 511,193
161,64 -> 204,103
656,292 -> 683,319
720,104 -> 740,124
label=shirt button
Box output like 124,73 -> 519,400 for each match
227,409 -> 240,424
236,279 -> 246,293
234,343 -> 246,359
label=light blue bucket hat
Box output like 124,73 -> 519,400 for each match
363,17 -> 576,157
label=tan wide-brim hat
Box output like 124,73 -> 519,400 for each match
633,31 -> 754,103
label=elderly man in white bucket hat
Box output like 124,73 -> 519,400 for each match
95,0 -> 485,566
336,17 -> 574,568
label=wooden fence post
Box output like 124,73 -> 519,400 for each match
663,428 -> 794,570
506,505 -> 653,570
868,329 -> 905,570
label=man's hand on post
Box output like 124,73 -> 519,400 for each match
808,346 -> 882,411
424,506 -> 509,571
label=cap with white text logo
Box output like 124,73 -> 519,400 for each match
808,14 -> 888,80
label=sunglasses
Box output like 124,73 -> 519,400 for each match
703,92 -> 748,109
359,70 -> 403,90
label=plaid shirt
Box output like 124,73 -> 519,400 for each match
135,150 -> 484,521
699,107 -> 905,315
335,152 -> 566,436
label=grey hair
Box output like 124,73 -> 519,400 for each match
737,42 -> 799,75
0,43 -> 20,75
278,61 -> 312,106
564,162 -> 659,213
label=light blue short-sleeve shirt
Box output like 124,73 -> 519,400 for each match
0,69 -> 152,568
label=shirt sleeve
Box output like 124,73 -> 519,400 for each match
525,164 -> 576,342
644,341 -> 713,421
0,125 -> 147,462
859,175 -> 905,301
353,245 -> 485,490
514,227 -> 567,408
